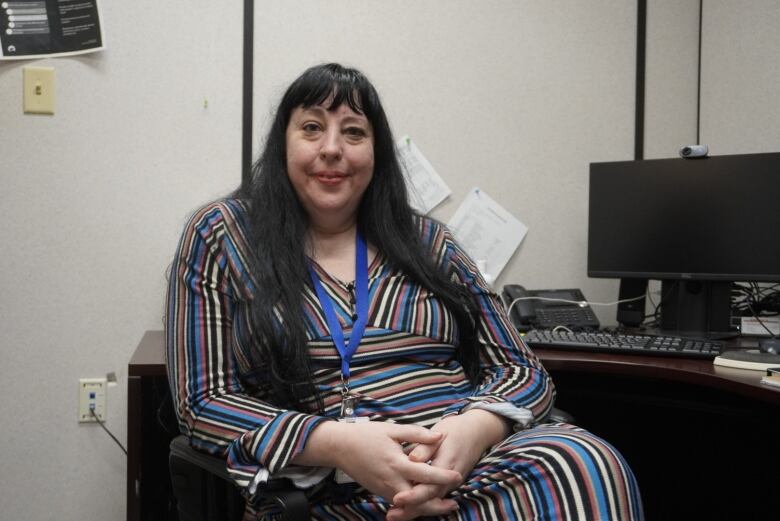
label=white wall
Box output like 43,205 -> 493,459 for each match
701,0 -> 780,154
0,2 -> 243,519
645,0 -> 780,157
1,1 -> 779,519
644,0 -> 700,160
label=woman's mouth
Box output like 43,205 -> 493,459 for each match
313,171 -> 348,185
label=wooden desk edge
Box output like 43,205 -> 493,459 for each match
536,348 -> 780,405
129,330 -> 166,377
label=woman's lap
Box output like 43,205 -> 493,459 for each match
448,422 -> 643,520
301,423 -> 643,520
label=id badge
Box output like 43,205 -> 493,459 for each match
339,393 -> 360,418
334,392 -> 367,483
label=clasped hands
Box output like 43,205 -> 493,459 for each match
300,409 -> 509,520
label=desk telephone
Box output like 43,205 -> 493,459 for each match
502,284 -> 600,331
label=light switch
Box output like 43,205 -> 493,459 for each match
23,66 -> 55,115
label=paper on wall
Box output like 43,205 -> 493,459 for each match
396,136 -> 451,214
0,0 -> 105,59
448,187 -> 528,283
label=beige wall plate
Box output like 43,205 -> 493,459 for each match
23,66 -> 55,115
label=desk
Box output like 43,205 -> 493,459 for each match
537,347 -> 780,405
536,347 -> 779,520
128,331 -> 780,521
127,330 -> 173,521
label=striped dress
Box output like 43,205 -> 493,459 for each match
166,199 -> 643,520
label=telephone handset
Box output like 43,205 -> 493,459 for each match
502,284 -> 600,332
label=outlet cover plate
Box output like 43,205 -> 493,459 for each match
23,66 -> 55,115
79,378 -> 107,423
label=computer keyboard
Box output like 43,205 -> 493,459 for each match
522,329 -> 723,359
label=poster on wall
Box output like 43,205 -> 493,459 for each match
0,0 -> 104,59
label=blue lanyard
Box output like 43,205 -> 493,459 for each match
308,232 -> 369,383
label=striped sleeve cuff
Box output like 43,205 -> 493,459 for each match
443,398 -> 534,431
442,395 -> 506,418
226,411 -> 330,488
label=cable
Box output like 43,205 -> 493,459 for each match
90,408 -> 128,455
732,282 -> 780,317
650,280 -> 680,326
745,302 -> 777,338
506,294 -> 646,318
552,325 -> 574,334
583,294 -> 648,307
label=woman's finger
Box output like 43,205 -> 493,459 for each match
407,439 -> 438,463
387,497 -> 459,521
398,459 -> 461,487
389,424 -> 444,445
392,482 -> 442,507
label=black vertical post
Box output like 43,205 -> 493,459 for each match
696,0 -> 703,145
242,0 -> 254,185
620,0 -> 648,329
634,0 -> 646,161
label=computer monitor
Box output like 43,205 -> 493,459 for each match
588,152 -> 780,336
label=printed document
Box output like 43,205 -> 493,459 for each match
396,136 -> 451,215
448,187 -> 528,282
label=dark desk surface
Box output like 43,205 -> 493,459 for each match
535,347 -> 780,405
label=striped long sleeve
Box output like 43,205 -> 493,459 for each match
424,220 -> 556,421
164,201 -> 328,488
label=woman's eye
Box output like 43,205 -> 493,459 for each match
344,127 -> 367,138
302,122 -> 321,133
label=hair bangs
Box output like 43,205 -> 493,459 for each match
287,63 -> 372,116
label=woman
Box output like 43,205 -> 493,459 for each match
166,63 -> 643,520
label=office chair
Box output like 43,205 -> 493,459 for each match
167,407 -> 575,521
157,389 -> 309,521
169,435 -> 310,521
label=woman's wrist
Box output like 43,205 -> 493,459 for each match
291,419 -> 345,468
458,408 -> 511,448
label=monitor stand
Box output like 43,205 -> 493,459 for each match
659,280 -> 735,338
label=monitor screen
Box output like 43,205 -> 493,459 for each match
588,152 -> 780,335
588,152 -> 780,282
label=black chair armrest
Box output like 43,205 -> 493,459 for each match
170,435 -> 233,481
169,435 -> 310,521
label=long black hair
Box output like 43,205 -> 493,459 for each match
234,63 -> 479,411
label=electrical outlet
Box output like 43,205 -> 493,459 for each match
78,378 -> 107,423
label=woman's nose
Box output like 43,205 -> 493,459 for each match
319,129 -> 343,160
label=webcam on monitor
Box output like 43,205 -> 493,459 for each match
679,144 -> 709,158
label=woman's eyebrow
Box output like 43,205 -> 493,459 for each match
341,115 -> 370,125
298,106 -> 326,117
298,106 -> 368,124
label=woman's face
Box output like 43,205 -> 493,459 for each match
285,102 -> 374,227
